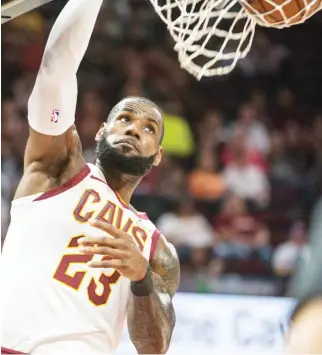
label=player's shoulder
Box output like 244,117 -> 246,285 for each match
150,232 -> 180,297
149,230 -> 178,266
153,233 -> 177,258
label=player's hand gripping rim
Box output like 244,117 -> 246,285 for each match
78,218 -> 148,282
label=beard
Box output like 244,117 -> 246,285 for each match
95,136 -> 157,177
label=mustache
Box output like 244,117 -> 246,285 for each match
115,138 -> 141,152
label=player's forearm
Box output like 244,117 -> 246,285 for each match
40,0 -> 103,74
127,272 -> 175,354
28,0 -> 103,136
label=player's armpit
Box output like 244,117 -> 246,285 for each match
127,235 -> 180,354
14,125 -> 85,200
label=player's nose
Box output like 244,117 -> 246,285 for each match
124,123 -> 141,140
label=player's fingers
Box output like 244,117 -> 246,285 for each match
79,246 -> 125,258
78,237 -> 125,249
87,259 -> 125,269
78,239 -> 107,246
88,218 -> 129,240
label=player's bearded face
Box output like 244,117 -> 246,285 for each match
95,135 -> 157,176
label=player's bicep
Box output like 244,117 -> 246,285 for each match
150,235 -> 180,298
24,125 -> 81,172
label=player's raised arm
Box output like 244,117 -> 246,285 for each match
24,0 -> 103,175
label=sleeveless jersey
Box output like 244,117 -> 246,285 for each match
1,164 -> 160,355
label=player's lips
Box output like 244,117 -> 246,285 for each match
115,139 -> 141,152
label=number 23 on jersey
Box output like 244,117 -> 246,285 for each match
53,234 -> 146,307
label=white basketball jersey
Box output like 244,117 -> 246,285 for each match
1,164 -> 160,355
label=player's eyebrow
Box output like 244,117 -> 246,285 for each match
146,117 -> 160,127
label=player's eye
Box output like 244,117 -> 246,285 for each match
145,125 -> 155,134
119,116 -> 130,123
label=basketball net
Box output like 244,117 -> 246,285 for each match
148,0 -> 322,79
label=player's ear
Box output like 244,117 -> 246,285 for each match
95,123 -> 106,142
153,146 -> 164,167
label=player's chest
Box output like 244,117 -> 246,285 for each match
56,186 -> 153,255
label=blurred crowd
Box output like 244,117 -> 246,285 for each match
2,0 -> 322,296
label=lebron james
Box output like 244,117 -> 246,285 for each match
1,0 -> 180,354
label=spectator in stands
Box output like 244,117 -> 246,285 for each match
213,195 -> 271,263
284,120 -> 315,179
272,88 -> 299,127
272,220 -> 309,278
249,90 -> 269,124
197,109 -> 226,151
223,144 -> 270,208
221,129 -> 269,172
268,130 -> 299,184
188,146 -> 226,201
2,99 -> 28,176
1,137 -> 21,201
152,155 -> 187,199
228,102 -> 271,156
156,198 -> 215,266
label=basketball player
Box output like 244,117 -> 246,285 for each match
1,0 -> 180,354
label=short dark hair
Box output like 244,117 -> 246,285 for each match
107,96 -> 164,144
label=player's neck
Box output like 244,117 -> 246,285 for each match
95,162 -> 141,205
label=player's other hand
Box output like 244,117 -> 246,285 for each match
77,218 -> 148,282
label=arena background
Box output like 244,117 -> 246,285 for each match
1,0 -> 322,352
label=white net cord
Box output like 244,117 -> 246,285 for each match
149,0 -> 257,79
148,0 -> 322,79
